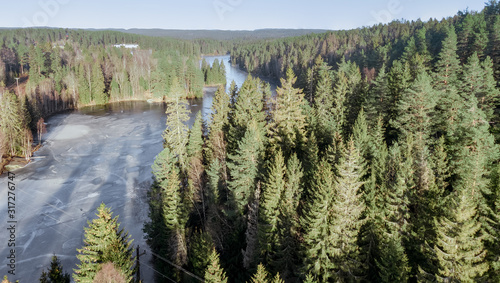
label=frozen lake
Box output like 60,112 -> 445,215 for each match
0,55 -> 274,282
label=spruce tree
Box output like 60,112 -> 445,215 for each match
0,91 -> 23,156
432,189 -> 489,282
73,203 -> 135,283
207,85 -> 230,166
301,159 -> 336,280
258,148 -> 286,267
205,249 -> 228,283
227,76 -> 267,155
91,63 -> 106,104
148,147 -> 188,279
163,77 -> 190,168
312,60 -> 337,148
227,119 -> 265,215
39,255 -> 70,283
434,26 -> 461,90
268,67 -> 307,154
186,112 -> 205,219
365,64 -> 390,126
273,154 -> 303,279
375,143 -> 411,283
391,70 -> 436,145
330,139 -> 366,281
249,264 -> 269,283
461,53 -> 500,125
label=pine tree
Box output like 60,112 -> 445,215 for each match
39,255 -> 70,283
163,77 -> 190,168
73,203 -> 135,283
205,249 -> 228,283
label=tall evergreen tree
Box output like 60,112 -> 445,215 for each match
301,159 -> 336,280
73,203 -> 135,283
227,76 -> 267,155
205,249 -> 228,283
249,264 -> 270,283
431,189 -> 489,282
39,255 -> 70,283
258,149 -> 286,267
0,91 -> 24,156
273,154 -> 303,280
163,77 -> 190,168
392,71 -> 436,145
227,119 -> 265,216
186,112 -> 205,221
330,139 -> 367,281
268,67 -> 307,154
365,65 -> 390,126
312,60 -> 337,148
302,140 -> 366,281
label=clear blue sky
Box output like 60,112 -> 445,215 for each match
0,0 -> 487,30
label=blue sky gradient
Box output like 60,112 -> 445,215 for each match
0,0 -> 487,30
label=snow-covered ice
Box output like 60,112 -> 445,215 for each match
0,101 -> 174,282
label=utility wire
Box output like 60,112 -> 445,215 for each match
138,258 -> 177,283
148,251 -> 205,282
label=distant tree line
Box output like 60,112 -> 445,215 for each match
0,28 -> 226,166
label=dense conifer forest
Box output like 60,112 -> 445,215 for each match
3,1 -> 500,282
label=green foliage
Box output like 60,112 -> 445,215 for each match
258,149 -> 286,265
73,203 -> 135,283
189,230 -> 215,279
0,91 -> 24,156
268,69 -> 307,153
39,255 -> 70,283
432,189 -> 489,282
163,77 -> 191,168
392,71 -> 436,145
249,264 -> 270,283
205,249 -> 228,283
227,119 -> 265,215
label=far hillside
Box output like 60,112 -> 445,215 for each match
105,28 -> 330,40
